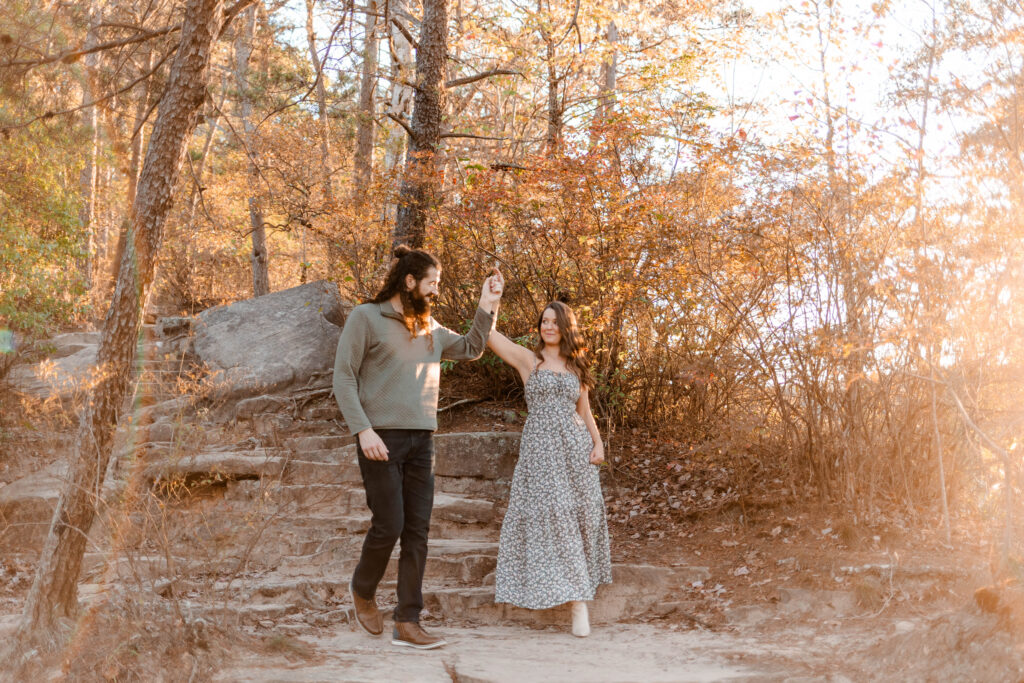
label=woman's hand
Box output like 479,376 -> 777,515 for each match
478,267 -> 504,312
589,441 -> 605,465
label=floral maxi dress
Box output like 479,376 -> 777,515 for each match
494,368 -> 613,609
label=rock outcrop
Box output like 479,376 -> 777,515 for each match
7,332 -> 100,401
192,280 -> 351,399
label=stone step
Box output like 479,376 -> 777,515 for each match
227,575 -> 347,600
261,488 -> 496,533
284,459 -> 361,485
229,482 -> 357,510
433,432 -> 520,480
424,564 -> 712,625
298,488 -> 494,524
136,360 -> 186,370
81,553 -> 196,582
132,396 -> 196,424
435,475 -> 511,501
278,537 -> 499,577
433,492 -> 495,525
0,461 -> 66,551
286,434 -> 356,453
260,504 -> 499,560
293,446 -> 357,464
141,452 -> 288,482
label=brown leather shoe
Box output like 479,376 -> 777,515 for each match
391,621 -> 447,650
349,582 -> 383,636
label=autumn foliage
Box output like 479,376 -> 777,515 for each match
1,0 -> 1022,522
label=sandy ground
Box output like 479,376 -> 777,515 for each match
209,614 -> 946,683
217,623 -> 788,682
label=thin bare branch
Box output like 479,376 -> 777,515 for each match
1,24 -> 179,69
446,68 -> 521,89
440,131 -> 509,140
387,111 -> 415,140
1,47 -> 174,131
390,17 -> 417,50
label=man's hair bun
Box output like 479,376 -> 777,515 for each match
393,244 -> 412,259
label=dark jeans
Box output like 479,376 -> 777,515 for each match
350,429 -> 434,623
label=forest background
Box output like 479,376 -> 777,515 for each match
1,0 -> 1022,608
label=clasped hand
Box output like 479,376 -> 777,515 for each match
479,267 -> 505,311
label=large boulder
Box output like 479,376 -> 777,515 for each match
192,280 -> 351,400
7,332 -> 101,401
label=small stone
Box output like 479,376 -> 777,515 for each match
733,566 -> 750,576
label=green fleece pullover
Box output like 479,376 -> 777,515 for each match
332,302 -> 495,434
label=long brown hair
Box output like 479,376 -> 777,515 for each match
534,301 -> 593,389
371,245 -> 440,343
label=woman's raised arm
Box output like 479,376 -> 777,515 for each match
487,329 -> 536,384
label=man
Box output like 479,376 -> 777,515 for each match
332,245 -> 503,649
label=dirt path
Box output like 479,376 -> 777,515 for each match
212,601 -> 1024,682
218,623 -> 786,682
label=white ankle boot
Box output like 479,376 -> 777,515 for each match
571,601 -> 590,637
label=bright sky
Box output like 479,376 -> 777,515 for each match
703,0 -> 969,179
280,0 -> 994,202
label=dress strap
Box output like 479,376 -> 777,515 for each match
526,356 -> 541,382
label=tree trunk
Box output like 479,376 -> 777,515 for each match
542,10 -> 562,156
305,0 -> 334,206
126,46 -> 154,210
97,152 -> 112,267
108,47 -> 155,294
596,19 -> 618,126
302,0 -> 337,276
353,0 -> 379,201
384,0 -> 415,222
15,0 -> 226,646
393,0 -> 448,248
235,4 -> 270,297
77,1 -> 100,292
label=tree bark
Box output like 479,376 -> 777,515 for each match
353,0 -> 379,201
541,3 -> 562,156
384,0 -> 415,209
108,47 -> 155,294
15,0 -> 226,646
77,1 -> 100,292
125,48 -> 153,210
235,4 -> 270,297
305,0 -> 334,206
596,19 -> 618,126
303,0 -> 337,277
393,0 -> 448,248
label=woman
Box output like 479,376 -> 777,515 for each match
486,291 -> 613,637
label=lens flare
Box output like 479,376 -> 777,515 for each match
0,328 -> 13,354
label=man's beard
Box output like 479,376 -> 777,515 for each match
400,288 -> 434,344
401,288 -> 433,318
